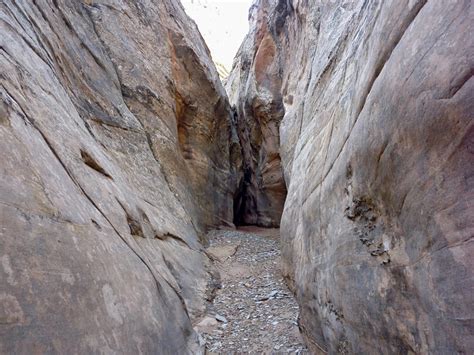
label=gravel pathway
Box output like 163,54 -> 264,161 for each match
196,227 -> 308,354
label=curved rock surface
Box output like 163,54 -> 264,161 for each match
228,0 -> 473,353
226,1 -> 288,227
0,0 -> 235,353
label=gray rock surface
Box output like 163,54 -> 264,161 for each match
201,228 -> 307,353
0,0 -> 235,353
228,0 -> 474,353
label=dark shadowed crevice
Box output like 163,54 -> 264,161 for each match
231,163 -> 288,229
231,120 -> 288,228
80,149 -> 113,179
230,94 -> 288,228
233,167 -> 253,226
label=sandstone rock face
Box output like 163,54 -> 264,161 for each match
226,1 -> 288,227
0,0 -> 234,353
230,0 -> 474,353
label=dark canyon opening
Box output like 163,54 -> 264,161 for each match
230,100 -> 288,228
2,0 -> 472,354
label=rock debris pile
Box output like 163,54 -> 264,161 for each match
196,228 -> 307,353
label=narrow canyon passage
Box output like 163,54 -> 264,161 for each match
1,0 -> 472,353
196,228 -> 307,353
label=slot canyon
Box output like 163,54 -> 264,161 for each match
0,0 -> 473,354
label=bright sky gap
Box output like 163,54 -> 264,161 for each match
181,0 -> 254,72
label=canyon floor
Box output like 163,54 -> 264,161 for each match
196,227 -> 308,353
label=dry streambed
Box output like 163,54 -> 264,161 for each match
195,227 -> 308,353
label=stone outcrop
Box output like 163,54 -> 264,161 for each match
226,2 -> 288,227
0,0 -> 235,353
228,0 -> 474,353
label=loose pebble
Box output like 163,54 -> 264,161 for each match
198,228 -> 308,353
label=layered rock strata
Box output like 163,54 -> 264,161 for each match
228,0 -> 474,353
0,0 -> 235,353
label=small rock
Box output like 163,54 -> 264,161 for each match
268,290 -> 279,298
197,333 -> 206,347
195,316 -> 218,333
215,314 -> 228,323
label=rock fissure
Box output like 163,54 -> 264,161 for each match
80,149 -> 113,179
1,0 -> 472,353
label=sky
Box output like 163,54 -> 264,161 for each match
181,0 -> 254,70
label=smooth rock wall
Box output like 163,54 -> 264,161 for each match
0,0 -> 235,352
228,0 -> 474,353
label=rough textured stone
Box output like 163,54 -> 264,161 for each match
229,0 -> 474,353
0,0 -> 235,353
226,1 -> 288,227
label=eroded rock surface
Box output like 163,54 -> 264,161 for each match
226,1 -> 288,227
0,0 -> 235,353
229,0 -> 474,353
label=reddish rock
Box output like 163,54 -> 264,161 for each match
226,1 -> 288,227
229,0 -> 474,353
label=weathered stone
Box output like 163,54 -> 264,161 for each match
229,0 -> 474,353
3,0 -> 473,352
226,1 -> 288,227
214,314 -> 228,323
0,0 -> 235,353
195,316 -> 219,333
207,244 -> 240,263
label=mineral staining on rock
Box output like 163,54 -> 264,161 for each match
0,0 -> 234,353
226,1 -> 289,228
1,0 -> 473,353
228,0 -> 474,353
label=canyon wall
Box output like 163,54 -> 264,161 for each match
228,0 -> 474,353
0,0 -> 235,352
226,2 -> 288,227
